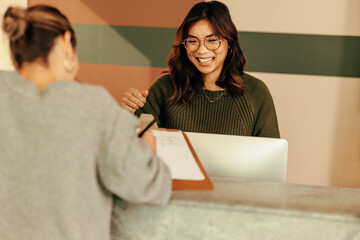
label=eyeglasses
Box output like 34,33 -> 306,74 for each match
183,35 -> 221,52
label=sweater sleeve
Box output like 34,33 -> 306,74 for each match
135,74 -> 174,127
98,91 -> 172,205
246,75 -> 280,138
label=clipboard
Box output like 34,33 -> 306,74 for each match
153,129 -> 213,191
172,131 -> 213,190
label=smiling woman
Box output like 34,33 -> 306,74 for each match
185,20 -> 229,90
120,1 -> 279,138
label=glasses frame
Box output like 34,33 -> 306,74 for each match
183,35 -> 222,53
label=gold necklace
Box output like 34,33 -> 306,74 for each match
201,89 -> 226,103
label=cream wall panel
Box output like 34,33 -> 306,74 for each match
251,72 -> 360,187
0,0 -> 27,71
212,0 -> 360,187
219,0 -> 360,36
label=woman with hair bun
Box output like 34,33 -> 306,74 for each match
0,5 -> 171,240
120,1 -> 280,138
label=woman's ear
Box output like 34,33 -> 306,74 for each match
62,31 -> 74,57
61,31 -> 79,78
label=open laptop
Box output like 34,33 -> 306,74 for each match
185,132 -> 288,182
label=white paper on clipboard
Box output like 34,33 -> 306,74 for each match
152,130 -> 205,180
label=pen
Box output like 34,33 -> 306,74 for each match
138,119 -> 156,137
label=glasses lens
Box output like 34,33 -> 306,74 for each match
184,37 -> 199,52
205,36 -> 221,51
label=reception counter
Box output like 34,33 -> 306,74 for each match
111,177 -> 360,240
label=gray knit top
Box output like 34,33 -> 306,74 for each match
136,73 -> 280,138
0,71 -> 171,240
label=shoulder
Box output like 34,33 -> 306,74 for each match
71,82 -> 136,122
0,71 -> 21,88
242,73 -> 270,95
150,74 -> 173,90
0,70 -> 16,80
230,73 -> 274,112
70,81 -> 115,105
241,73 -> 273,102
148,73 -> 174,98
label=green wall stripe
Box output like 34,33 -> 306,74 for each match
240,32 -> 360,77
74,24 -> 360,77
73,24 -> 175,68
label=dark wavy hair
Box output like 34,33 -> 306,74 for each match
167,1 -> 247,104
2,5 -> 76,68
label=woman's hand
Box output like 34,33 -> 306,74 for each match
139,130 -> 157,153
120,88 -> 149,114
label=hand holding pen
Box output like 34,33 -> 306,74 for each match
138,119 -> 157,153
138,119 -> 156,137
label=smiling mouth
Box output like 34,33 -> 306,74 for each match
197,57 -> 215,64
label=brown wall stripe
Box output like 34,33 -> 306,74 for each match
77,63 -> 168,102
28,0 -> 201,28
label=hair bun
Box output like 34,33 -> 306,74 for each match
3,7 -> 27,41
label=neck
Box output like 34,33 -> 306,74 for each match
19,62 -> 57,91
202,74 -> 225,91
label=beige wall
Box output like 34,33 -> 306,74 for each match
224,0 -> 360,36
0,0 -> 27,71
220,0 -> 360,187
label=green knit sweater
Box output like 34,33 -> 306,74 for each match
136,73 -> 280,138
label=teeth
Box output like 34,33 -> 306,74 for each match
198,57 -> 213,63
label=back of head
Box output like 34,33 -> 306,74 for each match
2,5 -> 76,69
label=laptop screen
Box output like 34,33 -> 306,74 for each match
186,132 -> 288,182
